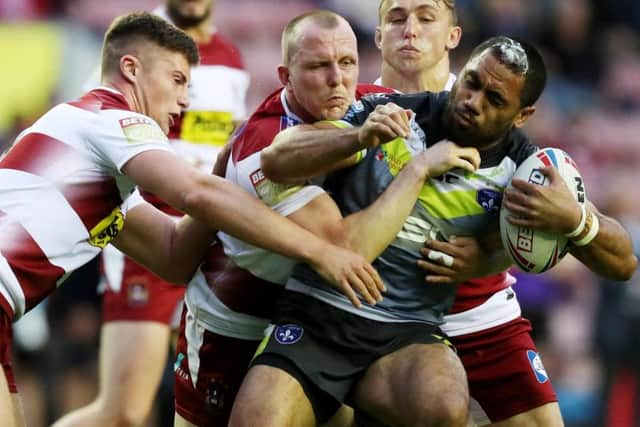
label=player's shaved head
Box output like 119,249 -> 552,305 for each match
281,10 -> 353,66
102,11 -> 199,76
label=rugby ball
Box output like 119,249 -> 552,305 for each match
500,148 -> 586,273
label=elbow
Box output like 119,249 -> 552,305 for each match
319,223 -> 353,250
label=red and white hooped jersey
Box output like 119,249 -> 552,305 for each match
101,8 -> 249,295
0,87 -> 173,320
186,85 -> 391,339
155,6 -> 249,174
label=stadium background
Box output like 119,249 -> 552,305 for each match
1,0 -> 639,425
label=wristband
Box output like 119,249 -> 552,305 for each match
572,212 -> 600,247
565,204 -> 587,238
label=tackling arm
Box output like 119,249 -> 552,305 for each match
111,203 -> 215,283
122,150 -> 385,304
288,141 -> 481,262
261,103 -> 413,184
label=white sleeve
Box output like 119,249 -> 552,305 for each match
89,109 -> 175,172
122,188 -> 146,213
272,185 -> 325,217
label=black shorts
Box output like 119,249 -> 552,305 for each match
251,290 -> 451,423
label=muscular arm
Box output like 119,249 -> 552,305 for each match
287,141 -> 480,262
261,103 -> 413,184
261,123 -> 363,184
569,203 -> 637,281
122,150 -> 384,303
123,150 -> 329,262
504,166 -> 637,281
112,204 -> 215,283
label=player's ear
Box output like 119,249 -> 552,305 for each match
120,54 -> 139,84
277,64 -> 291,88
374,27 -> 383,50
446,25 -> 462,50
513,106 -> 535,128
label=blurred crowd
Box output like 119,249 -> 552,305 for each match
1,0 -> 639,426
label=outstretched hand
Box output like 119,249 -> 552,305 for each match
310,244 -> 386,308
503,166 -> 582,234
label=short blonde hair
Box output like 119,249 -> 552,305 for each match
281,10 -> 345,66
378,0 -> 457,25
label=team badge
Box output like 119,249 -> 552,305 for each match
527,350 -> 549,383
274,324 -> 304,345
127,279 -> 149,306
477,189 -> 502,212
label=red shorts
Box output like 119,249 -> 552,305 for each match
101,255 -> 185,326
452,317 -> 557,424
174,306 -> 260,426
0,302 -> 16,393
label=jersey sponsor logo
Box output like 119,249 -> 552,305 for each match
119,116 -> 167,144
253,178 -> 304,208
476,189 -> 502,212
274,324 -> 304,345
88,207 -> 125,248
180,110 -> 235,145
527,349 -> 549,383
250,168 -> 266,186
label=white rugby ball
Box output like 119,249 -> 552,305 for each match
500,148 -> 586,273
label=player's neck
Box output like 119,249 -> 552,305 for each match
102,79 -> 140,114
182,20 -> 214,44
283,89 -> 315,124
381,60 -> 451,94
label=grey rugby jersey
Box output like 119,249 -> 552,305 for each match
286,91 -> 537,325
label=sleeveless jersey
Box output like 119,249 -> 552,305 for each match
287,91 -> 537,325
0,88 -> 173,319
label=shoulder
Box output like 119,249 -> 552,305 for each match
505,128 -> 538,166
361,90 -> 443,112
231,90 -> 289,162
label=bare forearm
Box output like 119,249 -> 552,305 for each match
570,211 -> 637,281
183,175 -> 328,264
113,206 -> 215,283
342,162 -> 425,261
261,126 -> 361,183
